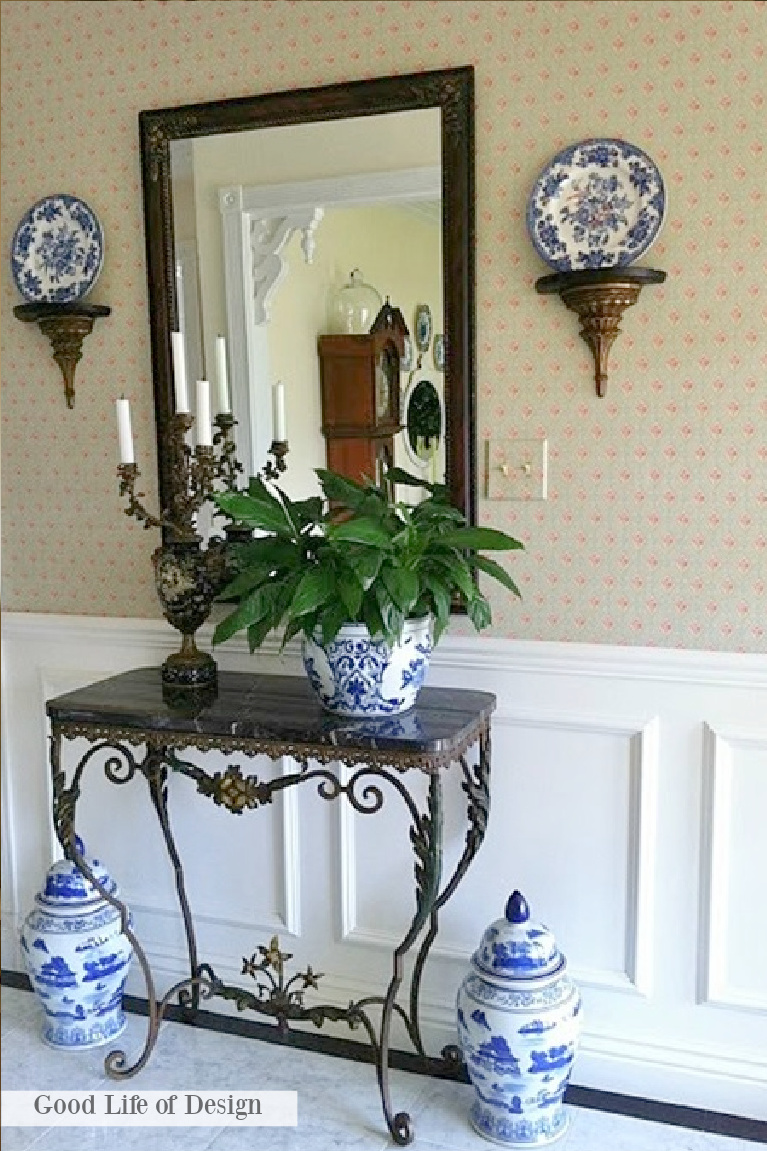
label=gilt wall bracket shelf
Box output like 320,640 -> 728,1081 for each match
13,302 -> 111,408
535,267 -> 666,397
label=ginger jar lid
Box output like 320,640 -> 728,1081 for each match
327,268 -> 383,335
38,837 -> 117,908
472,891 -> 564,982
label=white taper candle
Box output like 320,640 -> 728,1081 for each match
116,397 -> 134,464
196,379 -> 213,446
215,334 -> 230,415
171,331 -> 190,413
272,381 -> 286,442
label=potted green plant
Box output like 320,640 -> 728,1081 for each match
212,467 -> 522,717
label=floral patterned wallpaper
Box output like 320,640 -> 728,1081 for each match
1,0 -> 765,651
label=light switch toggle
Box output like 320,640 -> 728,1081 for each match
485,438 -> 548,501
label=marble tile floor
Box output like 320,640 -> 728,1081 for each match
1,987 -> 761,1151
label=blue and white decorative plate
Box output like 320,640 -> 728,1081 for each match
526,138 -> 665,272
10,194 -> 104,303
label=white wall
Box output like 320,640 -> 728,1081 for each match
2,613 -> 766,1120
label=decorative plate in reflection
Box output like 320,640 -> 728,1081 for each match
414,303 -> 433,353
404,377 -> 442,467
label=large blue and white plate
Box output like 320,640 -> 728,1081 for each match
526,138 -> 665,272
10,194 -> 104,303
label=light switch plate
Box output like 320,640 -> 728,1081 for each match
485,438 -> 548,500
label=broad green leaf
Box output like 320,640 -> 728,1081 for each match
411,500 -> 465,527
380,563 -> 420,616
234,538 -> 302,570
213,492 -> 293,535
212,588 -> 269,646
216,564 -> 273,602
316,469 -> 370,509
430,552 -> 475,600
274,570 -> 304,619
469,554 -> 522,598
288,495 -> 325,529
247,614 -> 275,653
360,594 -> 385,640
385,466 -> 439,491
247,474 -> 280,503
467,592 -> 492,632
336,565 -> 364,618
290,566 -> 336,618
327,516 -> 393,549
319,599 -> 350,645
373,584 -> 404,646
437,527 -> 524,552
422,574 -> 452,641
343,545 -> 384,590
281,614 -> 306,649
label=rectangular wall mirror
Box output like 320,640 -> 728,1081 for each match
139,66 -> 476,535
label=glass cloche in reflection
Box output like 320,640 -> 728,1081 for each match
327,269 -> 383,334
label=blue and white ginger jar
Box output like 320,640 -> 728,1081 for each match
20,840 -> 133,1050
302,617 -> 432,717
457,891 -> 582,1146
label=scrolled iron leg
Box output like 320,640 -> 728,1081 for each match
50,732 -> 161,1076
144,749 -> 201,1014
409,733 -> 491,1062
64,837 -> 216,1079
50,733 -> 206,1076
64,837 -> 166,1077
375,773 -> 444,1145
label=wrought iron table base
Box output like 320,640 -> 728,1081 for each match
49,686 -> 491,1146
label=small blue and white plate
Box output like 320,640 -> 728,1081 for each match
10,194 -> 104,303
526,138 -> 665,272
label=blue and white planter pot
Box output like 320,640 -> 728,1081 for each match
457,892 -> 582,1146
20,840 -> 133,1050
302,617 -> 432,717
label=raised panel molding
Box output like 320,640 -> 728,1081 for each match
340,708 -> 659,1000
698,723 -> 767,1014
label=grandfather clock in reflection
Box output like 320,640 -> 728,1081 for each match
318,332 -> 403,486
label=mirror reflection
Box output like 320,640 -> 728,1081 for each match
140,67 -> 475,536
169,110 -> 443,501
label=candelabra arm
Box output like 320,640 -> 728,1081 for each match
213,414 -> 244,492
261,440 -> 289,482
118,464 -> 174,533
189,445 -> 217,512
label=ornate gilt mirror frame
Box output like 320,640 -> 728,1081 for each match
139,66 -> 476,537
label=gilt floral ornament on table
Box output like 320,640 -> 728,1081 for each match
212,468 -> 523,715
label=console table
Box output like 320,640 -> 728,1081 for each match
47,667 -> 496,1145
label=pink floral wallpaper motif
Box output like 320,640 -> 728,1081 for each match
1,0 -> 765,650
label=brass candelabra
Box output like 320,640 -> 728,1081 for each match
118,411 -> 288,690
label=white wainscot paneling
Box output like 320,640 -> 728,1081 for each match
2,613 -> 767,1121
343,711 -> 657,998
699,724 -> 767,1013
